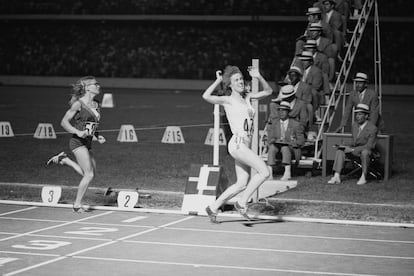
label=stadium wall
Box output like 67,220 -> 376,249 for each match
0,75 -> 412,96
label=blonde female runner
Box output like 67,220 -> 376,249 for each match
202,65 -> 272,223
47,76 -> 105,212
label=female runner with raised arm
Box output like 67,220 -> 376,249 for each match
202,65 -> 272,223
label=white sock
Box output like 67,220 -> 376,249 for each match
283,165 -> 291,178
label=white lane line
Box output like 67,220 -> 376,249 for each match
0,232 -> 112,242
67,216 -> 194,256
123,240 -> 414,260
0,211 -> 113,242
0,217 -> 68,223
0,206 -> 37,216
1,216 -> 412,245
1,215 -> 412,245
4,257 -> 67,276
122,216 -> 147,223
0,216 -> 153,229
2,199 -> 413,228
0,251 -> 60,257
166,227 -> 414,244
72,255 -> 380,276
4,216 -> 194,276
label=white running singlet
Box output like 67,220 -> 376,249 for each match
224,95 -> 255,139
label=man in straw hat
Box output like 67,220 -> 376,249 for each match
328,103 -> 378,185
268,84 -> 308,127
335,72 -> 380,133
297,50 -> 327,123
267,101 -> 305,181
322,0 -> 345,55
303,39 -> 332,82
299,7 -> 334,43
286,66 -> 314,127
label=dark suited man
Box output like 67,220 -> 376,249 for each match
297,51 -> 325,121
287,66 -> 314,127
267,101 -> 305,181
328,103 -> 378,185
322,0 -> 345,56
335,72 -> 380,132
269,84 -> 308,127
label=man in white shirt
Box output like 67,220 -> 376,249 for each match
328,104 -> 378,185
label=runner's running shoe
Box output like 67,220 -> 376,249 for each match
46,152 -> 67,165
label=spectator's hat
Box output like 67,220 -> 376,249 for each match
298,51 -> 314,61
278,101 -> 291,111
353,72 -> 368,82
306,7 -> 322,15
304,39 -> 318,49
308,22 -> 323,32
273,85 -> 296,102
322,0 -> 336,5
354,103 -> 370,114
288,66 -> 303,75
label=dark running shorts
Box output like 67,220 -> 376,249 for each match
69,135 -> 92,151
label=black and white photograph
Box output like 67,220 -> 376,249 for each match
0,0 -> 413,275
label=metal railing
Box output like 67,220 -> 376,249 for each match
313,0 -> 378,160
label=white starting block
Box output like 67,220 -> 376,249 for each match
228,179 -> 297,204
181,164 -> 228,215
34,123 -> 56,139
204,128 -> 227,146
0,121 -> 14,137
117,190 -> 139,209
41,186 -> 62,205
162,126 -> 185,144
102,93 -> 114,108
117,124 -> 138,142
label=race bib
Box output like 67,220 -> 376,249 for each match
84,121 -> 98,136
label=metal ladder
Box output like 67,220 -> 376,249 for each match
313,0 -> 381,161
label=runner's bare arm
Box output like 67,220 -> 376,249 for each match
60,101 -> 87,138
248,66 -> 273,100
202,70 -> 230,105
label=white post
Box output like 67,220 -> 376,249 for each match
251,59 -> 259,155
213,104 -> 220,166
251,59 -> 259,202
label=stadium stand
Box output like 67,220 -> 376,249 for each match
0,0 -> 411,16
0,20 -> 412,84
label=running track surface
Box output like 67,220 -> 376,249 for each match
0,204 -> 413,276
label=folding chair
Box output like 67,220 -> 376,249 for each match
344,151 -> 382,180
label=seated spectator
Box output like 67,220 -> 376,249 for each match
298,6 -> 334,45
267,101 -> 305,181
335,72 -> 381,132
331,0 -> 351,40
322,0 -> 345,57
286,66 -> 314,127
269,84 -> 308,127
303,39 -> 332,91
297,51 -> 325,122
350,0 -> 363,19
328,103 -> 378,185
